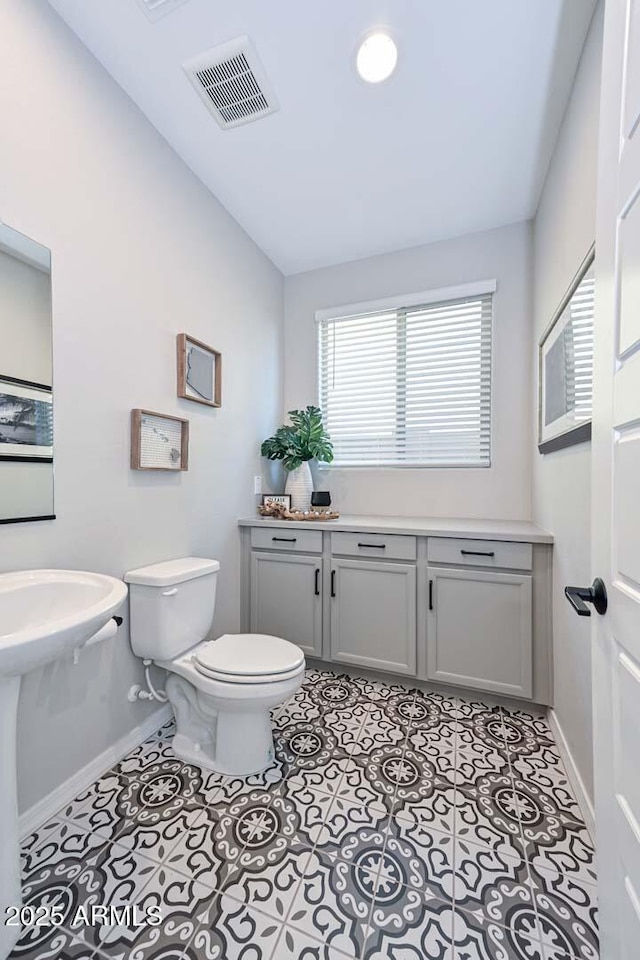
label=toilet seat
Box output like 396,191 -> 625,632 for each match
193,633 -> 305,685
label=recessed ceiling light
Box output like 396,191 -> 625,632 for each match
356,31 -> 398,84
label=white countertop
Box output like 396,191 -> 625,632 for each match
238,514 -> 553,544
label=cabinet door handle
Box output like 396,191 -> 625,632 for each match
272,536 -> 297,543
460,549 -> 495,557
429,579 -> 433,611
314,568 -> 320,596
357,542 -> 386,549
331,570 -> 336,597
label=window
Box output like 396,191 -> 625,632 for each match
318,286 -> 494,467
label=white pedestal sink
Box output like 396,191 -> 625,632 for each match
0,570 -> 127,960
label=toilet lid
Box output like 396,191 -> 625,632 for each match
193,634 -> 305,681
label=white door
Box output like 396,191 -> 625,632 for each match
591,1 -> 640,955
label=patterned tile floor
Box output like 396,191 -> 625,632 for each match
11,669 -> 598,960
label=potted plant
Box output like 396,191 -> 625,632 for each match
261,406 -> 333,511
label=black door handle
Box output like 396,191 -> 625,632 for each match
461,549 -> 495,557
565,578 -> 608,617
428,579 -> 433,611
314,568 -> 320,596
272,537 -> 297,543
357,542 -> 386,549
331,570 -> 336,597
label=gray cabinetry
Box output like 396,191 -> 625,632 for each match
427,566 -> 533,697
240,517 -> 552,705
330,558 -> 416,675
250,552 -> 322,657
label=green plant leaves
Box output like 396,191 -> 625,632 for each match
260,406 -> 334,470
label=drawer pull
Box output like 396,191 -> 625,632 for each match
460,549 -> 495,557
331,570 -> 336,597
429,579 -> 433,611
314,568 -> 320,596
357,542 -> 386,549
272,536 -> 297,543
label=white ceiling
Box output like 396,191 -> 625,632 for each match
48,0 -> 597,275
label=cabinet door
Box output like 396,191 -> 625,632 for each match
427,567 -> 532,697
330,559 -> 416,675
250,553 -> 322,657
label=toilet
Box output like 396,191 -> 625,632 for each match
124,557 -> 305,776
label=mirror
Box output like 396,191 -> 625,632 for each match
0,222 -> 54,523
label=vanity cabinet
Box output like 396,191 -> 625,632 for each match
426,567 -> 533,698
250,552 -> 322,657
330,559 -> 416,675
240,516 -> 553,706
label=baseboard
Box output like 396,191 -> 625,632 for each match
547,707 -> 596,841
19,704 -> 172,840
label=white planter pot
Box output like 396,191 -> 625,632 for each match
285,462 -> 313,512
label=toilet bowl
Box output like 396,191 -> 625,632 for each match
125,558 -> 305,776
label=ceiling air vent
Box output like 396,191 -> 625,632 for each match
183,37 -> 279,130
135,0 -> 190,24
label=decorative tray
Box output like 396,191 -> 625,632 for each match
258,502 -> 339,522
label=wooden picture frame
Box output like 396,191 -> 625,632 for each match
177,333 -> 222,408
131,409 -> 189,471
262,494 -> 292,509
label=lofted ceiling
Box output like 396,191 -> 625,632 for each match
47,0 -> 597,275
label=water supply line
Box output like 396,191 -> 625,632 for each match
127,659 -> 168,703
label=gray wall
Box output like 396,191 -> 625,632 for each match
284,222 -> 533,520
532,1 -> 604,806
0,0 -> 283,812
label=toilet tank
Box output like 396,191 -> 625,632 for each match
124,557 -> 220,661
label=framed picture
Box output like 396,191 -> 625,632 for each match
261,494 -> 291,509
177,333 -> 222,408
0,376 -> 53,461
131,409 -> 189,471
538,245 -> 595,454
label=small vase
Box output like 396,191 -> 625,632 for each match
285,462 -> 313,512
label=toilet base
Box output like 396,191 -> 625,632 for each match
164,672 -> 284,777
171,723 -> 275,777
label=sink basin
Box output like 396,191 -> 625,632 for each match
0,569 -> 127,959
0,569 -> 127,675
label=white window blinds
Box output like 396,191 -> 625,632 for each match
318,292 -> 493,467
566,267 -> 595,424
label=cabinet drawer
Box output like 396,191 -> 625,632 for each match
427,537 -> 532,571
331,531 -> 417,561
251,526 -> 322,554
